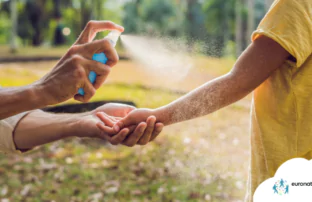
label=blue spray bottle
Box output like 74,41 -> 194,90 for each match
78,30 -> 121,95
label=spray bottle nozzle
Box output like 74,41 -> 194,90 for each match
105,30 -> 121,47
77,30 -> 122,96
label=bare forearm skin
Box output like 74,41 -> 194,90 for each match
0,84 -> 47,120
156,73 -> 248,126
155,36 -> 290,126
13,110 -> 90,150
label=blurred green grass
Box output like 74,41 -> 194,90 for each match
0,45 -> 125,59
0,58 -> 248,202
0,45 -> 68,58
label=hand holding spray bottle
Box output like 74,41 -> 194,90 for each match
78,30 -> 121,96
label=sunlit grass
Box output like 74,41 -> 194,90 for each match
0,66 -> 179,108
0,45 -> 126,59
0,58 -> 248,202
0,45 -> 68,58
194,55 -> 235,76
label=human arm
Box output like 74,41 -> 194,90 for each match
95,104 -> 164,147
113,36 -> 290,128
13,109 -> 127,151
0,21 -> 124,120
105,0 -> 312,144
12,103 -> 163,151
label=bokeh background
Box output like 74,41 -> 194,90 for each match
0,0 -> 274,202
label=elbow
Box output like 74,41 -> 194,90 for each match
225,70 -> 257,98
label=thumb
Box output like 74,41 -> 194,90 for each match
113,114 -> 137,132
123,105 -> 136,115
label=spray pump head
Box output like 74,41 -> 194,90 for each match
105,30 -> 121,47
78,30 -> 121,96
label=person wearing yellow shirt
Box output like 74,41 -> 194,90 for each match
95,0 -> 312,201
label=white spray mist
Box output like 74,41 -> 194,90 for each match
120,35 -> 193,82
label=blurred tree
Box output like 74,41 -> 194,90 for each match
53,0 -> 66,46
142,0 -> 184,36
80,0 -> 91,30
123,0 -> 142,33
0,0 -> 123,47
25,0 -> 47,46
10,0 -> 17,52
54,0 -> 61,18
123,0 -> 262,57
203,0 -> 235,57
1,0 -> 269,57
123,0 -> 184,36
255,0 -> 266,25
60,0 -> 83,43
186,0 -> 205,49
235,0 -> 243,57
91,0 -> 106,20
0,11 -> 11,45
246,0 -> 255,46
53,18 -> 66,46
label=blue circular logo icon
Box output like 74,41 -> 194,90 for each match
273,179 -> 289,195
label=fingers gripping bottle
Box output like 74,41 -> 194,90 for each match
78,30 -> 121,95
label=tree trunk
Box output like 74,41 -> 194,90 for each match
235,0 -> 243,57
10,0 -> 18,53
246,0 -> 255,46
26,1 -> 44,46
223,0 -> 230,47
186,0 -> 197,51
81,1 -> 86,30
81,1 -> 91,31
54,0 -> 61,18
91,0 -> 103,20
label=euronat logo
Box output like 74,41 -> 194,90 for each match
273,179 -> 289,195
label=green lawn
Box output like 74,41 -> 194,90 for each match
0,58 -> 249,202
0,45 -> 126,59
0,45 -> 67,58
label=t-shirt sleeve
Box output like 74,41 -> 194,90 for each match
252,0 -> 312,67
0,112 -> 31,155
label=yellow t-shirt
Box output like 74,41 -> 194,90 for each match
246,0 -> 312,201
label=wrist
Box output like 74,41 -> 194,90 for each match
67,112 -> 98,138
64,114 -> 85,138
28,82 -> 51,108
46,112 -> 96,139
154,106 -> 172,126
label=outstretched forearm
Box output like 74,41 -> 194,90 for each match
155,36 -> 290,126
13,110 -> 88,150
156,73 -> 249,125
0,84 -> 46,120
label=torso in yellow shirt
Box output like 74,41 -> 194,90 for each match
245,0 -> 312,201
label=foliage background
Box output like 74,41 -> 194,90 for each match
0,0 -> 274,201
0,0 -> 272,57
